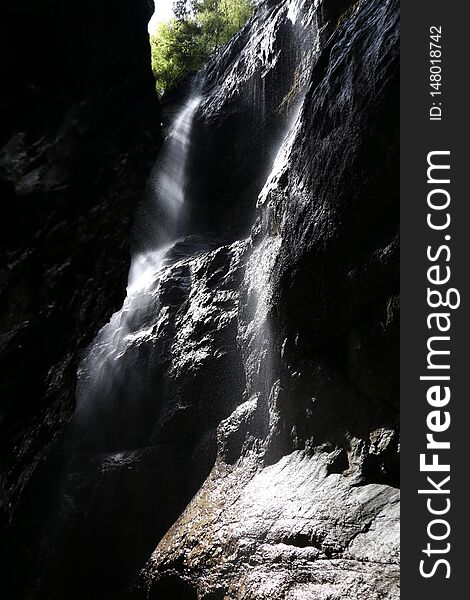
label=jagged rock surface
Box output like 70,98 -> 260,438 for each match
1,237 -> 249,599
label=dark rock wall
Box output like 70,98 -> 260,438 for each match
0,0 -> 160,530
265,0 -> 399,471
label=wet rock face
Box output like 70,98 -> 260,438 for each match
258,0 -> 400,469
138,0 -> 400,597
0,0 -> 160,529
184,0 -> 320,238
141,453 -> 399,599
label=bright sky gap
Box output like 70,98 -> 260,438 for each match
148,0 -> 175,34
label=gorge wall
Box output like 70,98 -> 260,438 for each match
0,0 -> 160,539
0,0 -> 399,599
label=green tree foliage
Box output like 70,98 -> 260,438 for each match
150,0 -> 253,95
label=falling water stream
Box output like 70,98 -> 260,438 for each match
8,86 -> 206,600
74,92 -> 202,440
73,0 -> 317,454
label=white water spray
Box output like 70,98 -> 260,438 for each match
75,92 -> 202,427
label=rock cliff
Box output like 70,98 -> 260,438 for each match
0,0 -> 399,598
134,0 -> 399,598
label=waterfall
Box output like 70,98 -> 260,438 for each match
74,90 -> 202,443
237,17 -> 315,455
144,94 -> 202,248
240,37 -> 314,458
